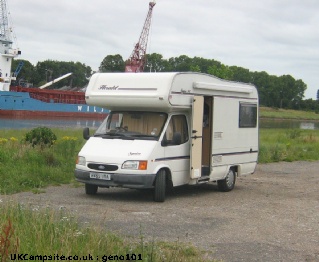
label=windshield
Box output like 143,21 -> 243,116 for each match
95,111 -> 168,140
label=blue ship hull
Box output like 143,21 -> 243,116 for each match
0,90 -> 108,118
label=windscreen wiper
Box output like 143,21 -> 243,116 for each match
96,133 -> 137,140
127,134 -> 158,140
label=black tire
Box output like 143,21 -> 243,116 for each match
85,184 -> 98,195
153,169 -> 166,202
217,168 -> 236,192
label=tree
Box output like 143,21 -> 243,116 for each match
207,64 -> 233,80
190,65 -> 201,72
11,59 -> 35,86
251,71 -> 270,107
144,53 -> 168,72
191,57 -> 220,74
99,54 -> 125,72
291,79 -> 307,108
32,60 -> 91,88
229,66 -> 251,83
168,55 -> 192,71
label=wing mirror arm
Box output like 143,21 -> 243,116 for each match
83,127 -> 90,140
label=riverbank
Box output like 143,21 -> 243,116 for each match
260,107 -> 319,121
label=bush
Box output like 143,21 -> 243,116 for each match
286,129 -> 302,139
25,127 -> 57,147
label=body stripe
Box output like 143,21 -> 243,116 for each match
213,150 -> 258,157
155,156 -> 190,162
154,151 -> 257,162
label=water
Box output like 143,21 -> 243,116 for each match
260,118 -> 319,130
0,116 -> 105,130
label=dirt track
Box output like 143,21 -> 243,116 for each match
2,161 -> 319,261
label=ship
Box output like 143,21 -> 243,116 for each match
0,0 -> 156,118
0,0 -> 107,118
0,74 -> 107,118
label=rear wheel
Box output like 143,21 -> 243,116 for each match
217,168 -> 236,192
153,169 -> 166,202
85,184 -> 98,195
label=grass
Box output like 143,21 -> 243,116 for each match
259,106 -> 319,120
259,129 -> 319,163
0,203 -> 213,262
0,128 -> 84,194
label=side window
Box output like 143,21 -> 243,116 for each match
164,115 -> 189,145
239,103 -> 257,128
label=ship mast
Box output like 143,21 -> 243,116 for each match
0,0 -> 11,42
0,0 -> 20,91
125,1 -> 156,73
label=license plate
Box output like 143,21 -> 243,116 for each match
89,172 -> 111,180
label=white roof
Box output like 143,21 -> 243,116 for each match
85,72 -> 258,110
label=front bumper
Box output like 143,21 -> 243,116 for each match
74,169 -> 156,189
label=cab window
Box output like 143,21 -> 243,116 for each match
164,115 -> 189,145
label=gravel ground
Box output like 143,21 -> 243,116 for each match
2,161 -> 319,261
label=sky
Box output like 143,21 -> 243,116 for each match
7,0 -> 319,99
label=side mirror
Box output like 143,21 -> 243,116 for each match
83,127 -> 90,140
172,132 -> 182,145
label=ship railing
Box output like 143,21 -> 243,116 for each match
29,92 -> 86,104
10,86 -> 86,104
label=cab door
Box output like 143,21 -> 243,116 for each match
190,96 -> 204,179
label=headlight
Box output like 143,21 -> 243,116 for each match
122,160 -> 147,170
76,156 -> 86,166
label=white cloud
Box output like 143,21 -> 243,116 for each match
7,0 -> 319,98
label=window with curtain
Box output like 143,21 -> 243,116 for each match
95,111 -> 168,138
165,115 -> 189,145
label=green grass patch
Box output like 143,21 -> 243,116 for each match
259,129 -> 319,163
260,107 -> 319,120
0,203 -> 213,262
0,129 -> 85,194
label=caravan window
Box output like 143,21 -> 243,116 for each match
239,103 -> 257,128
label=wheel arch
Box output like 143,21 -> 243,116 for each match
228,165 -> 239,176
218,165 -> 237,192
152,166 -> 173,188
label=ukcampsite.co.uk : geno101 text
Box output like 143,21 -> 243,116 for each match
10,253 -> 143,261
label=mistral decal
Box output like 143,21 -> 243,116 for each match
128,152 -> 141,156
98,85 -> 119,90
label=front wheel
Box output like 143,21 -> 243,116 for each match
153,169 -> 166,202
85,184 -> 98,195
217,168 -> 236,192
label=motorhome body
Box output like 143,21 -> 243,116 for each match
75,72 -> 259,202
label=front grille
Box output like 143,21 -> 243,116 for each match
88,163 -> 118,171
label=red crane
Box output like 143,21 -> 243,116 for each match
125,1 -> 156,73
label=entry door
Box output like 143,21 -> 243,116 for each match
190,95 -> 204,179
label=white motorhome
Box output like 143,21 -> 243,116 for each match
75,72 -> 258,202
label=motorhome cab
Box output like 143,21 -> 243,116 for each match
75,72 -> 258,202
